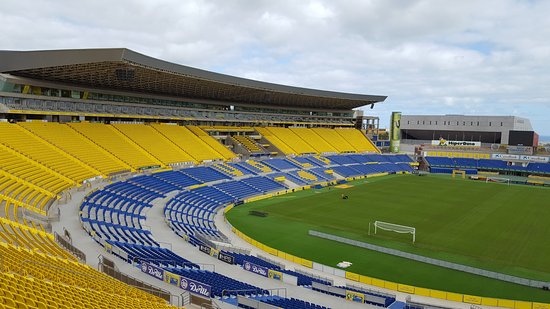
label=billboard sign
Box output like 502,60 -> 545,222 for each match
243,260 -> 269,277
390,112 -> 401,153
431,139 -> 481,147
492,154 -> 549,162
164,271 -> 180,286
199,244 -> 212,255
140,262 -> 164,281
519,155 -> 549,163
346,290 -> 365,303
508,145 -> 533,155
268,269 -> 283,281
218,251 -> 235,265
179,277 -> 212,298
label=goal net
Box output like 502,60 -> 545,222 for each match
452,170 -> 466,179
374,221 -> 416,243
485,177 -> 510,185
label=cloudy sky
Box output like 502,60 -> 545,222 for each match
2,0 -> 549,135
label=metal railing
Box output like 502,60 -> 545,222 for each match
98,256 -> 178,305
54,231 -> 86,262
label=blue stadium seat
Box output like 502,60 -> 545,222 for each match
166,268 -> 269,298
262,158 -> 301,171
151,170 -> 203,188
180,166 -> 232,183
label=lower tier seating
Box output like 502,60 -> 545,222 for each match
166,267 -> 269,298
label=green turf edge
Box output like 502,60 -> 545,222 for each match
225,175 -> 550,303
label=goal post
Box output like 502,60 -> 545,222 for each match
452,170 -> 466,179
374,221 -> 416,243
485,177 -> 510,185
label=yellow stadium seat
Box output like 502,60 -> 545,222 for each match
265,127 -> 316,154
334,128 -> 380,153
67,122 -> 162,170
186,125 -> 236,160
19,122 -> 130,176
232,135 -> 264,153
0,123 -> 99,183
152,124 -> 228,161
289,128 -> 337,153
112,123 -> 195,166
255,127 -> 296,154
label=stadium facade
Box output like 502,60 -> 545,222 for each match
0,48 -> 549,309
0,48 -> 386,127
400,114 -> 537,145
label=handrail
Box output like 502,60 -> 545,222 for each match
221,288 -> 264,298
97,256 -> 178,305
54,231 -> 86,262
134,257 -> 215,272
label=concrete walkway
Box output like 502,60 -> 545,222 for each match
51,181 -> 192,307
145,191 -> 371,309
52,180 -> 367,308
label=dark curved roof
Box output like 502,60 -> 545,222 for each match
0,48 -> 386,110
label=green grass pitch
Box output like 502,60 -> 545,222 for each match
226,174 -> 550,302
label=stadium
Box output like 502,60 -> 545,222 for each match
0,48 -> 549,309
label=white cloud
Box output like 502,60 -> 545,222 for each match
0,0 -> 549,134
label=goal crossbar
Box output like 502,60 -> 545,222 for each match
374,221 -> 416,243
485,177 -> 510,185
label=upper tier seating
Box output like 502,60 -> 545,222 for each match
68,122 -> 162,170
20,122 -> 130,175
254,127 -> 296,154
153,124 -> 227,162
186,125 -> 236,160
112,123 -> 195,165
0,122 -> 98,183
264,127 -> 317,154
334,128 -> 380,153
289,128 -> 338,153
233,135 -> 265,153
311,128 -> 356,152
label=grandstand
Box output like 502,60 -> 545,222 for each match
0,48 -> 547,309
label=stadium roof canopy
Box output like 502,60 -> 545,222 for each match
0,48 -> 386,110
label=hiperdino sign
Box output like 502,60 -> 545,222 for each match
432,139 -> 481,147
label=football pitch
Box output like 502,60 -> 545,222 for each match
226,174 -> 550,302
